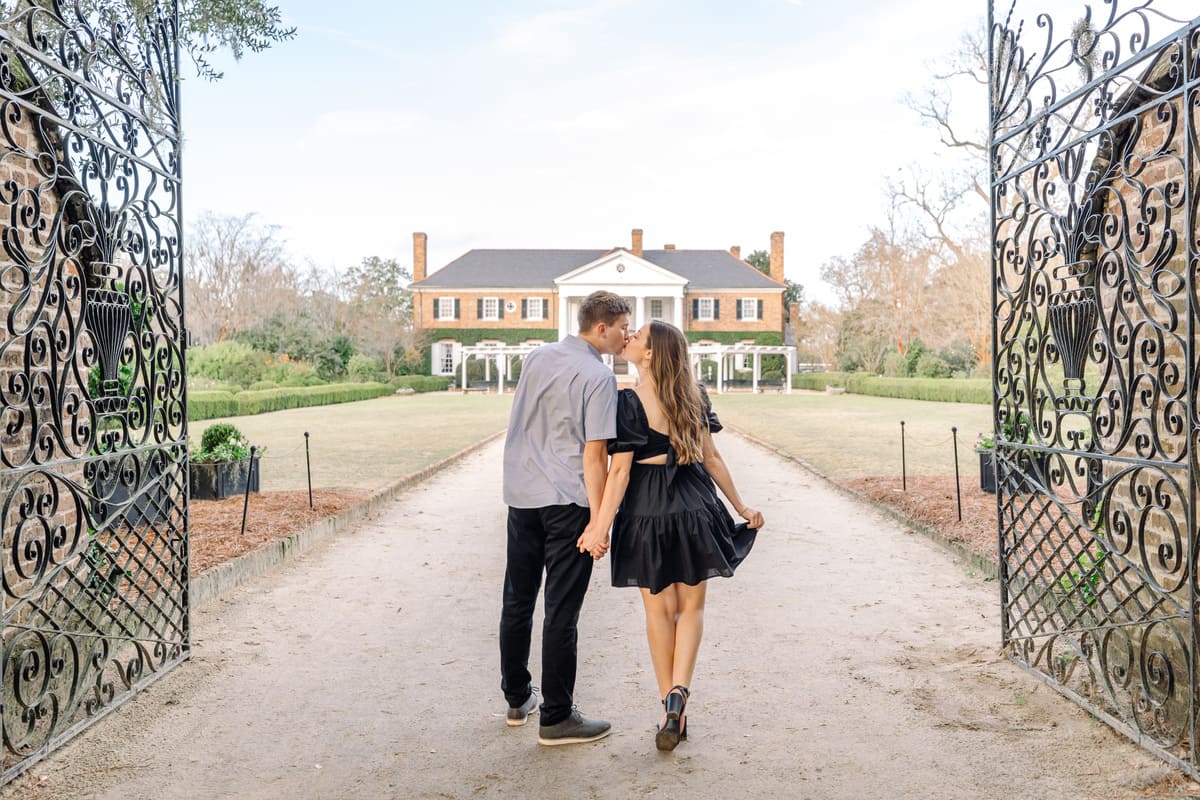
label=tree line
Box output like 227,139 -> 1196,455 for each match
186,211 -> 425,381
795,22 -> 990,378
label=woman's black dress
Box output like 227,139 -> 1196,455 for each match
608,387 -> 756,594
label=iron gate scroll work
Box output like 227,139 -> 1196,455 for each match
0,0 -> 186,783
991,0 -> 1200,774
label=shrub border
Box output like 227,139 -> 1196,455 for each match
188,382 -> 396,421
792,372 -> 992,404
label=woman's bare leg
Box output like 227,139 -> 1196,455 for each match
671,581 -> 707,689
640,586 -> 680,705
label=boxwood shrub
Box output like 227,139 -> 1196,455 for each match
390,375 -> 451,393
792,372 -> 992,404
188,382 -> 396,421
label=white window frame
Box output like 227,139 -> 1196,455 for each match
482,297 -> 500,320
437,297 -> 455,319
696,297 -> 715,321
526,297 -> 545,321
649,299 -> 664,320
434,341 -> 458,375
740,298 -> 759,320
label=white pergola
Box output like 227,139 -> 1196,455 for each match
460,341 -> 799,395
458,343 -> 539,393
688,343 -> 796,394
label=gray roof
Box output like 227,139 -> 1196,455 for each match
412,248 -> 783,290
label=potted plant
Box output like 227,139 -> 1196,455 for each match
975,432 -> 997,494
189,423 -> 261,501
977,412 -> 1046,495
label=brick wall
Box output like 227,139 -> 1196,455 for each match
416,289 -> 558,331
684,291 -> 784,334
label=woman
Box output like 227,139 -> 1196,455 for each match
577,320 -> 764,752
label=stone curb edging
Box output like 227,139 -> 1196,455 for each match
725,424 -> 1000,580
188,430 -> 506,609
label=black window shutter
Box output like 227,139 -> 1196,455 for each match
454,299 -> 460,319
736,301 -> 743,321
498,300 -> 504,320
433,298 -> 440,320
757,299 -> 764,320
713,299 -> 720,319
477,299 -> 483,318
522,299 -> 528,319
692,299 -> 699,320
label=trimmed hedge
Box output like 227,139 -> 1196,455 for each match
391,375 -> 452,393
792,372 -> 992,404
188,382 -> 395,421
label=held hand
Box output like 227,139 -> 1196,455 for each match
739,506 -> 764,530
577,524 -> 610,560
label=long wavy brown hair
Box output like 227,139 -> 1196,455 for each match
645,320 -> 706,464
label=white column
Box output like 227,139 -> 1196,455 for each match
558,293 -> 570,340
753,353 -> 760,393
785,350 -> 793,394
674,294 -> 683,329
716,349 -> 724,394
497,355 -> 504,393
484,356 -> 491,383
461,352 -> 468,393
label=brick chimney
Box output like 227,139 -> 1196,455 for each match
730,245 -> 741,260
413,232 -> 428,282
631,228 -> 643,258
664,244 -> 675,251
769,231 -> 784,283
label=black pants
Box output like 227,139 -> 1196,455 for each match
500,504 -> 594,726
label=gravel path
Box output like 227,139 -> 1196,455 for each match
12,434 -> 1187,799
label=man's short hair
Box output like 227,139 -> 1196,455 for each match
578,290 -> 632,332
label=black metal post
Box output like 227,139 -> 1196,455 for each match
900,420 -> 907,491
951,426 -> 962,522
304,431 -> 313,509
240,445 -> 258,536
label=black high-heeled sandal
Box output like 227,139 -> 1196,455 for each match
655,685 -> 689,752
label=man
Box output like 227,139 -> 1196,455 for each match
500,290 -> 631,746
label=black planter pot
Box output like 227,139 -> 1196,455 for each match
190,454 -> 260,501
978,450 -> 996,494
1003,451 -> 1047,495
92,452 -> 171,525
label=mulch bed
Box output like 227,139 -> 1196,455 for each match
187,477 -> 998,579
188,489 -> 371,574
843,475 -> 997,564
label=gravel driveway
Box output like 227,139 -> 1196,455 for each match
11,434 -> 1188,799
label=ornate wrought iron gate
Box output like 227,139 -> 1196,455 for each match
0,0 -> 185,782
991,0 -> 1200,774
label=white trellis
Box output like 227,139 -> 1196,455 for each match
459,343 -> 539,393
459,341 -> 802,395
688,343 -> 797,394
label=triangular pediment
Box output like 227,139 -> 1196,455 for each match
555,250 -> 686,287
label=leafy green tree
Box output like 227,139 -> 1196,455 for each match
343,256 -> 425,378
99,0 -> 297,80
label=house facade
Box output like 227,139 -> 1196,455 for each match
410,229 -> 788,377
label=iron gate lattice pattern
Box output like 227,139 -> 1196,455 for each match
992,0 -> 1200,775
0,0 -> 186,783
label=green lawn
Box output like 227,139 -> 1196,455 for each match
189,388 -> 992,493
708,391 -> 992,481
191,392 -> 514,492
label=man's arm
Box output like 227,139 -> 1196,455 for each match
582,439 -> 609,521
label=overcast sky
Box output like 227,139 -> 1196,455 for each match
182,0 -> 992,303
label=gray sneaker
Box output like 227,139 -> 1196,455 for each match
506,692 -> 539,727
537,710 -> 612,746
